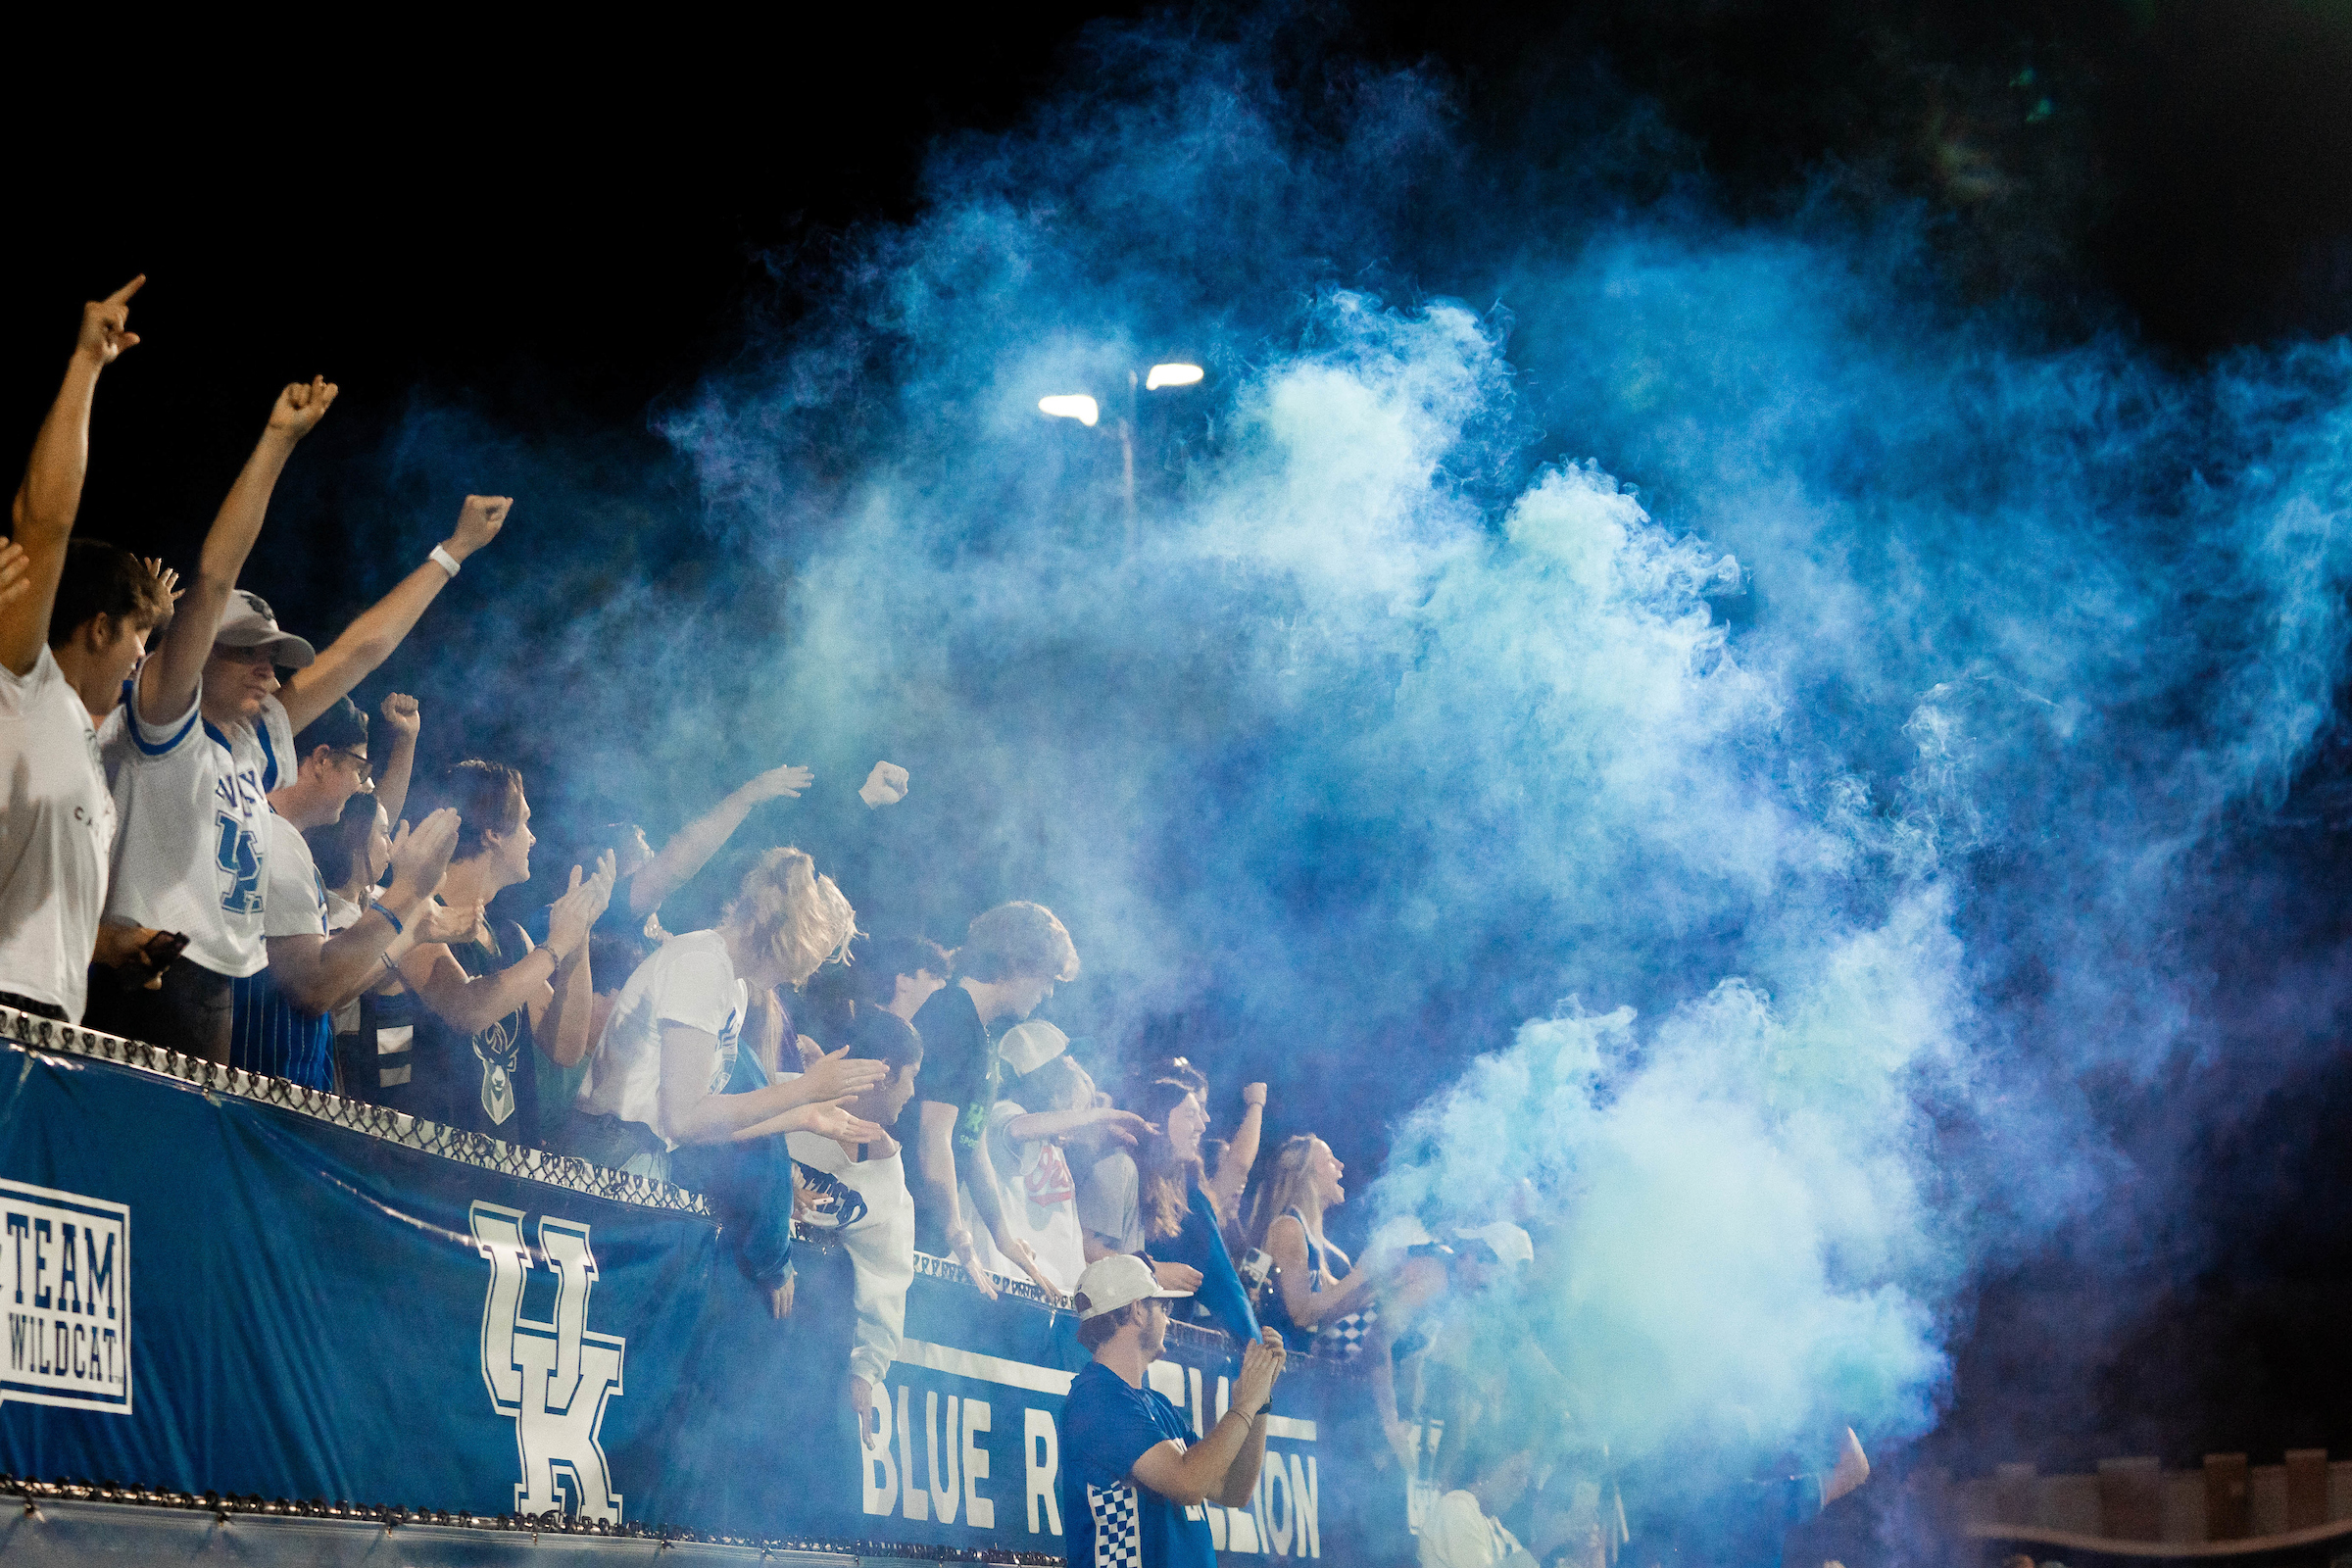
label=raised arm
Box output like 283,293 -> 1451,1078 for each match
4,278 -> 142,676
277,495 -> 507,732
1207,1082 -> 1266,1215
139,377 -> 336,724
629,761 -> 812,918
1130,1329 -> 1286,1506
1002,1104 -> 1149,1145
527,855 -> 617,1065
266,809 -> 461,1013
372,694 -> 420,825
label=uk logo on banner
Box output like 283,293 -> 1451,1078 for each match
469,1201 -> 626,1522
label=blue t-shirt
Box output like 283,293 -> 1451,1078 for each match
1059,1360 -> 1216,1568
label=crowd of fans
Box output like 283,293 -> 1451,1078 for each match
0,284 -> 1871,1568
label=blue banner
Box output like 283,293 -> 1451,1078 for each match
0,1015 -> 1372,1559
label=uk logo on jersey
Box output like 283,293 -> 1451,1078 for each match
469,1201 -> 626,1522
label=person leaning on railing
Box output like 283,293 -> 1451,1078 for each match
565,846 -> 885,1180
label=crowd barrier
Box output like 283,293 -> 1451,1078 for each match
0,1006 -> 1378,1559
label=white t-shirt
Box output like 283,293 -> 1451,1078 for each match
1075,1149 -> 1145,1253
973,1099 -> 1086,1295
575,930 -> 745,1149
0,649 -> 116,1018
1418,1491 -> 1536,1568
785,1102 -> 916,1387
262,813 -> 329,940
100,686 -> 293,978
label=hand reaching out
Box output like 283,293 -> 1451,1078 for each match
950,1230 -> 1002,1301
1085,1107 -> 1152,1148
379,693 -> 420,744
268,375 -> 339,440
784,1096 -> 886,1145
1152,1260 -> 1204,1294
448,495 -> 511,561
139,558 -> 182,604
996,1234 -> 1068,1298
76,276 -> 144,366
859,760 -> 909,808
747,762 -> 814,803
797,1044 -> 888,1103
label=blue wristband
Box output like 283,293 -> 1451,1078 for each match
370,901 -> 404,937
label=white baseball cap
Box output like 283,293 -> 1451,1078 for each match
1451,1222 -> 1535,1268
214,590 -> 317,667
999,1019 -> 1070,1077
1074,1253 -> 1191,1320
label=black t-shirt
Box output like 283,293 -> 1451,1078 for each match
411,918 -> 542,1145
910,982 -> 995,1153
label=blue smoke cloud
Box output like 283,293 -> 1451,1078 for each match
368,18 -> 2352,1472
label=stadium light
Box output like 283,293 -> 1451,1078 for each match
1038,394 -> 1101,426
1145,362 -> 1204,390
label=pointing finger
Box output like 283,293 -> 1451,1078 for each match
106,274 -> 147,305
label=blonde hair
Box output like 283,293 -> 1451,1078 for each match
727,847 -> 858,986
1244,1136 -> 1339,1284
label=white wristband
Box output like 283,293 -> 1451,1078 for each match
429,544 -> 462,579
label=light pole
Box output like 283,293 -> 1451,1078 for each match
1039,362 -> 1204,555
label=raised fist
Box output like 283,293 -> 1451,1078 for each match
379,693 -> 421,743
450,496 -> 512,560
268,375 -> 339,439
859,760 -> 909,808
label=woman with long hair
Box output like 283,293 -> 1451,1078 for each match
1127,1075 -> 1260,1345
1245,1134 -> 1382,1356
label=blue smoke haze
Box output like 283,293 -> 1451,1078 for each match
331,17 -> 2352,1479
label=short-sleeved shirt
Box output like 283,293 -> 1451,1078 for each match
100,685 -> 293,978
1077,1150 -> 1146,1253
575,929 -> 745,1149
227,812 -> 333,1087
1059,1360 -> 1216,1568
975,1098 -> 1086,1294
911,982 -> 996,1151
0,649 -> 115,1019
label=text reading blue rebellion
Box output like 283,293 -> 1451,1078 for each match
0,1180 -> 130,1412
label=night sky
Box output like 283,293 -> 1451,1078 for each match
11,0 -> 2352,1486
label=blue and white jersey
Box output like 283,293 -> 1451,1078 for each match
99,686 -> 294,979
